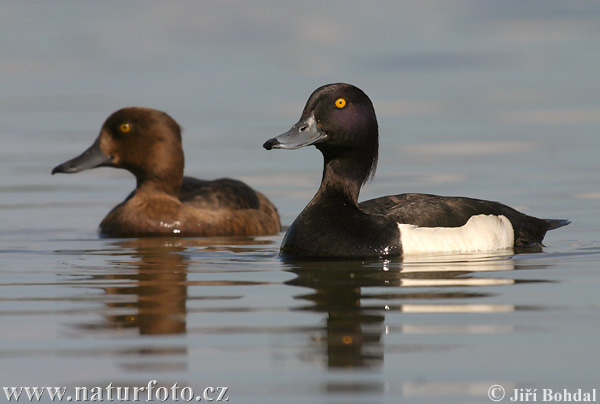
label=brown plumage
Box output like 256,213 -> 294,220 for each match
52,107 -> 281,237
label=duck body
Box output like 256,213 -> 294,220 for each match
359,193 -> 566,248
99,176 -> 280,238
53,107 -> 281,238
264,83 -> 568,259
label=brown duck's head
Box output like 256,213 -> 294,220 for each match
52,107 -> 185,193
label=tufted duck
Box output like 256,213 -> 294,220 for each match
263,83 -> 568,258
53,107 -> 281,237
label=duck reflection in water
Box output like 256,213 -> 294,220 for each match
283,251 -> 547,371
71,237 -> 274,374
286,260 -> 386,369
77,237 -> 272,336
97,238 -> 190,335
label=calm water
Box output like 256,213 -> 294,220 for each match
2,2 -> 600,403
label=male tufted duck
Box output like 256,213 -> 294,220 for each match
53,107 -> 281,237
263,83 -> 568,258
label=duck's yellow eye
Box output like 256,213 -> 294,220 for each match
335,98 -> 346,109
119,123 -> 131,133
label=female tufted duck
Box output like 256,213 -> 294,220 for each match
263,83 -> 568,258
53,107 -> 281,237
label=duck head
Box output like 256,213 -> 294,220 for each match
52,107 -> 184,194
264,83 -> 379,189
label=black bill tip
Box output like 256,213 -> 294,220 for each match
51,164 -> 67,175
51,138 -> 112,175
263,138 -> 280,150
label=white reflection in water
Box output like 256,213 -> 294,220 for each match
400,381 -> 516,399
401,250 -> 516,272
400,304 -> 515,313
401,278 -> 514,287
400,324 -> 515,334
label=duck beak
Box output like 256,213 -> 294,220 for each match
263,112 -> 326,150
52,138 -> 113,174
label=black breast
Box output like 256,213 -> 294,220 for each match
281,202 -> 401,259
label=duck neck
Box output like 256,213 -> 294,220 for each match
133,158 -> 184,198
313,152 -> 371,207
136,175 -> 182,197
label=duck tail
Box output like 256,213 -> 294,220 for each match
546,219 -> 571,230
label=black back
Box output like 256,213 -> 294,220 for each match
360,193 -> 562,248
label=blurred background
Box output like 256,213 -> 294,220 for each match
3,1 -> 599,230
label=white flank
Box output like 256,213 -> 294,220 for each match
398,214 -> 514,255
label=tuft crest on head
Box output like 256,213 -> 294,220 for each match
308,83 -> 379,188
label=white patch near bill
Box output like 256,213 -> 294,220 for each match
398,214 -> 514,255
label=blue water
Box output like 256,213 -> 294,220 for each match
1,2 -> 600,403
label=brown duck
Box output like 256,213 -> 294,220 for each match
53,107 -> 281,237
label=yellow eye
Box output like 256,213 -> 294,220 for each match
335,98 -> 346,109
120,123 -> 131,133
